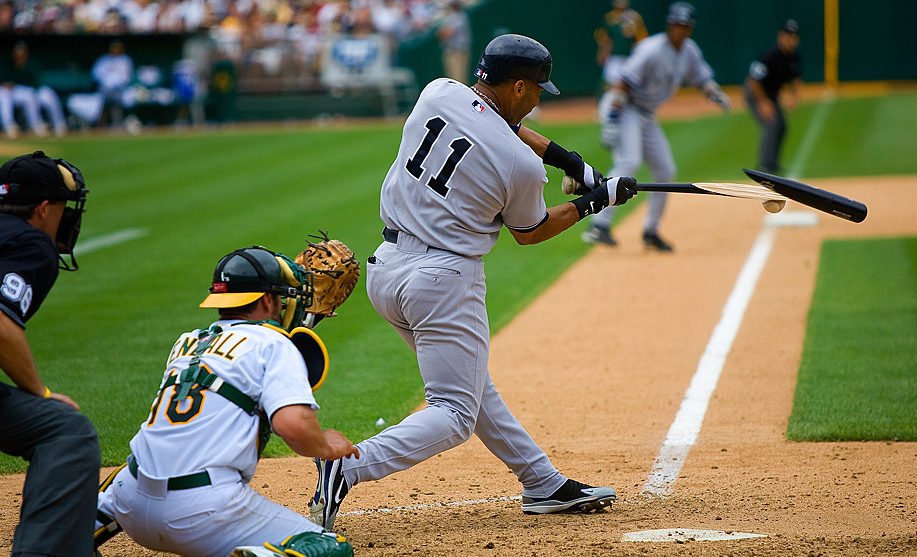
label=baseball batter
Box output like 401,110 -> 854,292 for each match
584,1 -> 730,251
309,34 -> 637,532
95,247 -> 358,557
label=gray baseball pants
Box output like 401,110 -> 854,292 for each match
592,103 -> 676,233
350,231 -> 566,499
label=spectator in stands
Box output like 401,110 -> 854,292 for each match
123,0 -> 161,33
436,0 -> 470,81
371,0 -> 409,44
91,40 -> 134,126
0,42 -> 67,138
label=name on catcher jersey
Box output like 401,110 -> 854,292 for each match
380,78 -> 549,257
130,320 -> 318,482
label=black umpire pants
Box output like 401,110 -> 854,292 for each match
744,85 -> 787,174
0,383 -> 100,557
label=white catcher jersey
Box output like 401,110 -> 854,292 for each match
129,320 -> 318,482
621,33 -> 714,113
380,78 -> 549,257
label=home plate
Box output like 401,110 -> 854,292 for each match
622,529 -> 767,542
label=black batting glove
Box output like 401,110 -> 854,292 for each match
571,182 -> 610,220
610,176 -> 637,206
571,176 -> 637,220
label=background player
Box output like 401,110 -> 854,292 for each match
0,151 -> 99,557
583,1 -> 730,251
95,246 -> 357,557
595,0 -> 647,99
309,33 -> 636,532
744,19 -> 802,174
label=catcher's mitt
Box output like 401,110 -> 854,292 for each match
295,231 -> 360,317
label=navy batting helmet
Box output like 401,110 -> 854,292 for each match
666,2 -> 695,27
474,34 -> 559,95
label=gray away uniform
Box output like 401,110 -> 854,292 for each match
592,32 -> 714,233
345,78 -> 567,498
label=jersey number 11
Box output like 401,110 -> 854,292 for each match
406,116 -> 473,198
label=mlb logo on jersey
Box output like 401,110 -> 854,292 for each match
0,184 -> 8,196
471,99 -> 486,113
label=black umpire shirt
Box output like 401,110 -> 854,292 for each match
749,45 -> 801,101
0,213 -> 59,328
0,214 -> 58,400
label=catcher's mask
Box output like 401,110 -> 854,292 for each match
200,246 -> 313,330
0,151 -> 88,271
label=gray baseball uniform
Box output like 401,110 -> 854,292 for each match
344,77 -> 567,498
592,32 -> 715,233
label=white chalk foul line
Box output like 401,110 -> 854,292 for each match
642,224 -> 778,496
74,228 -> 148,255
787,89 -> 836,180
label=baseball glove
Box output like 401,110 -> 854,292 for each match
295,231 -> 360,317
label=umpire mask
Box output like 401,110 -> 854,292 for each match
0,151 -> 89,271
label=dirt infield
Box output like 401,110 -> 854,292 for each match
2,175 -> 914,557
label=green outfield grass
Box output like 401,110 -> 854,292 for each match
786,237 -> 917,441
2,90 -> 915,473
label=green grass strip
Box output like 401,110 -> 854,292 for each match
787,237 -> 917,441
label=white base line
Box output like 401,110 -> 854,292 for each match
642,224 -> 778,496
74,228 -> 148,255
787,89 -> 836,180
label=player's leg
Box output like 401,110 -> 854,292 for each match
0,87 -> 19,137
583,106 -> 643,245
10,85 -> 46,135
353,242 -> 486,481
640,118 -> 676,252
0,388 -> 100,557
36,86 -> 67,137
110,466 -> 330,557
759,104 -> 786,174
473,377 -> 564,495
311,238 -> 488,530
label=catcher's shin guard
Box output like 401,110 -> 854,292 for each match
230,532 -> 353,557
94,463 -> 127,549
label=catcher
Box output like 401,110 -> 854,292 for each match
95,236 -> 361,557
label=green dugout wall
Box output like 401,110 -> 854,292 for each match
399,0 -> 915,98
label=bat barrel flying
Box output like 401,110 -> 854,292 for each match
609,171 -> 868,223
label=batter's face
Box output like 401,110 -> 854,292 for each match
666,23 -> 694,49
506,79 -> 543,126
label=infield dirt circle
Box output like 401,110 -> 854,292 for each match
2,92 -> 916,557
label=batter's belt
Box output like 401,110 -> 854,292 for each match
381,226 -> 481,260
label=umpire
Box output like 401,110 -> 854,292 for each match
0,151 -> 99,557
744,19 -> 802,174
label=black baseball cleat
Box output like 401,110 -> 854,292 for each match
581,225 -> 618,247
310,457 -> 350,531
642,231 -> 673,252
520,479 -> 616,514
